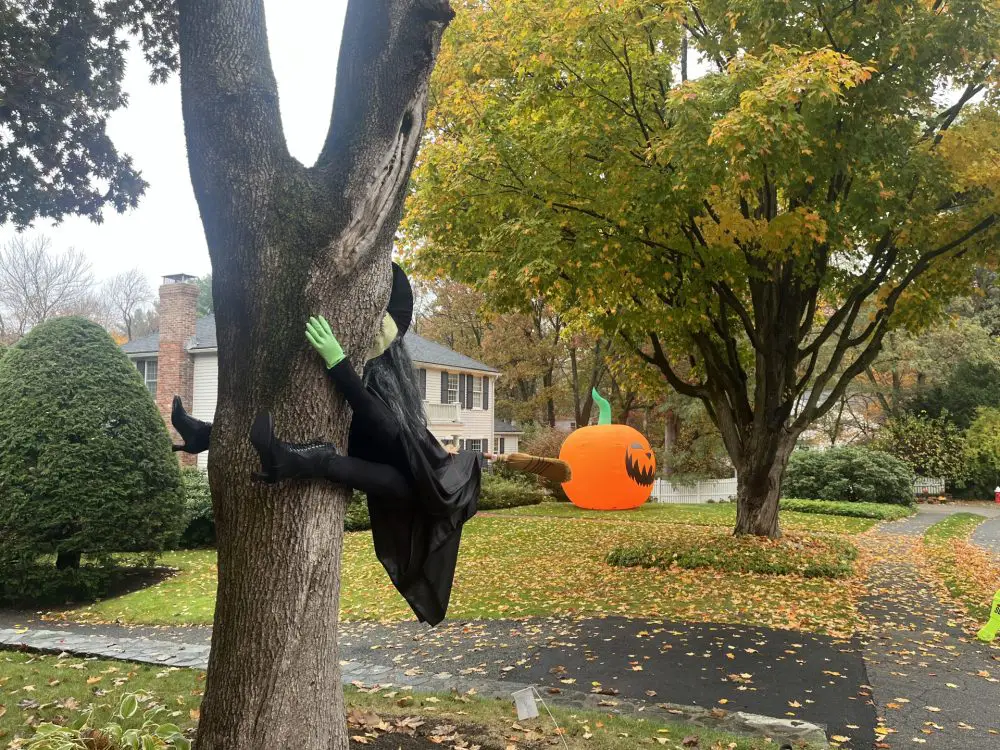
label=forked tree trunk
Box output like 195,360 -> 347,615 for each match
733,435 -> 797,538
175,2 -> 453,748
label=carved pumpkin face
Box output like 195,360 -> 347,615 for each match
625,442 -> 656,486
559,424 -> 656,510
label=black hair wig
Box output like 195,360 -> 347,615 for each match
363,336 -> 426,440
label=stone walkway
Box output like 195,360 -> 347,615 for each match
860,505 -> 1000,750
0,624 -> 824,746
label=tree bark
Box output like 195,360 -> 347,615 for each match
175,2 -> 453,748
733,434 -> 796,538
663,409 -> 678,453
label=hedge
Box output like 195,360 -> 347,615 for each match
607,533 -> 857,579
783,447 -> 915,505
779,498 -> 915,521
0,317 -> 183,603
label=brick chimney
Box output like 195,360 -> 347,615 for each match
156,274 -> 199,466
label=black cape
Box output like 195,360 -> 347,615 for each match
329,360 -> 480,626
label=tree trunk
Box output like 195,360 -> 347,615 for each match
543,367 -> 556,427
733,435 -> 796,538
176,2 -> 453,748
664,409 -> 678,453
55,550 -> 81,570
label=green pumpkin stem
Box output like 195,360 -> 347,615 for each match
592,387 -> 612,425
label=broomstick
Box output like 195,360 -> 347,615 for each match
492,452 -> 572,483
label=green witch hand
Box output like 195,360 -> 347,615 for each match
305,315 -> 345,369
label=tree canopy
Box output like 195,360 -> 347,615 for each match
405,0 -> 1000,536
0,1 -> 177,227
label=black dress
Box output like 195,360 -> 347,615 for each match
326,360 -> 481,626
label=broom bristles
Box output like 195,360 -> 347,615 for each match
502,453 -> 572,483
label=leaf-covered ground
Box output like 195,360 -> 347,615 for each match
66,513 -> 865,636
923,513 -> 1000,624
0,652 -> 789,750
607,531 -> 857,578
492,501 -> 884,533
856,527 -> 1000,749
0,651 -> 203,748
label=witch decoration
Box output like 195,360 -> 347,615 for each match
171,263 -> 570,626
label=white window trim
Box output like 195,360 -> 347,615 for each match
472,376 -> 483,409
136,358 -> 158,396
447,373 -> 459,405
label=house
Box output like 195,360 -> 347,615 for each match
493,420 -> 523,455
123,275 -> 512,468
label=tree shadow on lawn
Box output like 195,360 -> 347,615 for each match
1,563 -> 177,615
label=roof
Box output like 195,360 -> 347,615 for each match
405,331 -> 499,374
121,314 -> 499,373
494,419 -> 523,434
120,314 -> 217,356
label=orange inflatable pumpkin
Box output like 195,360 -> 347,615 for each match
559,389 -> 656,510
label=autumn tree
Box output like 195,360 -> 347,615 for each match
174,1 -> 454,748
405,0 -> 1000,536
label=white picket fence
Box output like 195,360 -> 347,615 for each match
913,477 -> 946,495
650,475 -> 946,503
652,477 -> 738,504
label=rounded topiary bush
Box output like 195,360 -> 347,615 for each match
0,317 -> 184,604
782,447 -> 915,505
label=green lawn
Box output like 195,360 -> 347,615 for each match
0,651 -> 203,748
0,651 -> 809,750
924,512 -> 987,543
492,500 -> 885,533
923,513 -> 998,622
67,511 -> 864,636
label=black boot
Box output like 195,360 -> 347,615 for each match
249,412 -> 341,483
171,396 -> 212,454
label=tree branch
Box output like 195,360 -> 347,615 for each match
313,0 -> 454,271
177,0 -> 288,249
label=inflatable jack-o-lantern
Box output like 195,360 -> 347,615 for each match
559,389 -> 656,510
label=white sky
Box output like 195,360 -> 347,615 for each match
0,0 -> 349,288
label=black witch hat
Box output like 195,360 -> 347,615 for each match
387,262 -> 414,338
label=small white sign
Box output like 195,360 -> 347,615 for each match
512,687 -> 540,720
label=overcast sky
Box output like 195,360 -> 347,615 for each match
0,0 -> 349,289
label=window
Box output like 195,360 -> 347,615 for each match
135,359 -> 158,395
466,439 -> 483,453
418,368 -> 427,400
472,376 -> 482,409
447,373 -> 459,405
493,437 -> 506,454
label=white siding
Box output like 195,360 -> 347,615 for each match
494,434 -> 520,454
416,362 -> 496,451
187,353 -> 498,466
192,354 -> 218,470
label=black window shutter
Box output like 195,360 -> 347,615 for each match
441,371 -> 449,403
419,368 -> 427,399
458,374 -> 466,408
465,375 -> 474,409
500,437 -> 505,454
482,377 -> 490,410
